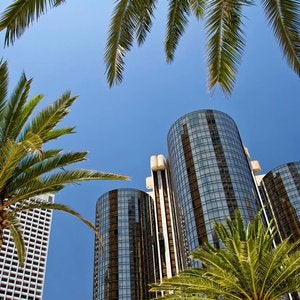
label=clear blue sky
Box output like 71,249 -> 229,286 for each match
1,1 -> 299,299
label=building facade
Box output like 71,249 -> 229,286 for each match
0,194 -> 53,299
94,110 -> 299,299
93,188 -> 158,300
260,162 -> 300,243
146,155 -> 187,280
167,110 -> 260,260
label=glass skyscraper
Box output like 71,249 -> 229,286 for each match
93,189 -> 158,300
94,110 -> 299,299
167,110 -> 260,257
260,162 -> 300,243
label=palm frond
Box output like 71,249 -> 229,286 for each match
0,139 -> 33,192
262,238 -> 300,298
135,0 -> 157,45
189,0 -> 206,19
37,126 -> 75,142
0,60 -> 8,116
8,199 -> 104,251
14,95 -> 44,141
0,61 -> 128,265
6,215 -> 26,267
20,91 -> 77,142
262,0 -> 300,76
13,149 -> 62,176
0,0 -> 66,46
106,0 -> 143,87
5,169 -> 128,207
165,0 -> 191,62
153,209 -> 300,299
205,0 -> 248,94
1,73 -> 31,143
7,151 -> 89,193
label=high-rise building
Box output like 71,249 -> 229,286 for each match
94,109 -> 299,299
93,188 -> 158,300
146,155 -> 187,280
167,110 -> 260,260
0,194 -> 53,300
259,162 -> 300,243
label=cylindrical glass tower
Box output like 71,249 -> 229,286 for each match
93,188 -> 158,300
261,162 -> 300,242
167,110 -> 260,257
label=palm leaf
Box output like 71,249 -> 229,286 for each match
0,139 -> 35,192
20,91 -> 77,142
6,215 -> 26,267
0,60 -> 8,116
14,95 -> 44,141
135,0 -> 157,45
4,169 -> 128,207
262,0 -> 300,76
205,0 -> 247,94
262,239 -> 300,298
7,151 -> 89,193
0,0 -> 66,46
37,126 -> 75,142
0,60 -> 128,266
12,149 -> 62,176
0,73 -> 31,142
165,0 -> 191,62
153,209 -> 300,299
9,199 -> 104,252
189,0 -> 206,19
105,0 -> 140,87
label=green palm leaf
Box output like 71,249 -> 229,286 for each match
6,151 -> 89,193
189,0 -> 206,19
0,135 -> 42,192
0,60 -> 8,115
135,0 -> 157,45
6,215 -> 26,266
0,0 -> 66,46
0,73 -> 31,142
151,209 -> 300,299
262,0 -> 300,75
19,91 -> 77,143
105,0 -> 139,86
5,169 -> 127,207
166,0 -> 191,62
9,199 -> 105,255
205,0 -> 248,94
0,60 -> 127,265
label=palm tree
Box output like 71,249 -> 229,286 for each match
0,59 -> 127,266
150,210 -> 300,299
0,0 -> 298,95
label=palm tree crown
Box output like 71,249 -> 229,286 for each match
151,210 -> 300,299
0,60 -> 127,266
0,0 -> 298,94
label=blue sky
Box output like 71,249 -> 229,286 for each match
0,1 -> 299,299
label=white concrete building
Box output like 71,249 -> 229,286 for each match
0,194 -> 53,299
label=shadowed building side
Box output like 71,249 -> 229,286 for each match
260,162 -> 300,243
93,188 -> 158,300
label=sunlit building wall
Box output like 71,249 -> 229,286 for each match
167,110 -> 260,261
0,194 -> 53,299
146,155 -> 187,280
